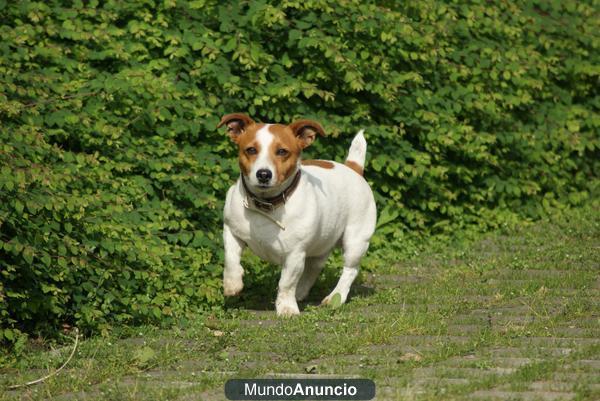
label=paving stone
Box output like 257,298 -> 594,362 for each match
470,305 -> 533,315
486,279 -> 540,286
352,303 -> 423,314
553,289 -> 599,297
366,274 -> 426,288
359,299 -> 455,310
449,313 -> 536,325
374,385 -> 425,400
244,310 -> 275,318
413,366 -> 517,379
265,372 -> 362,378
304,354 -> 377,374
471,389 -> 575,400
514,336 -> 600,346
235,319 -> 280,327
391,334 -> 472,345
552,372 -> 600,383
119,373 -> 198,388
51,374 -> 208,401
493,269 -> 580,278
548,327 -> 598,337
447,324 -> 486,334
484,346 -> 574,357
555,317 -> 600,328
51,390 -> 104,401
174,358 -> 244,374
361,343 -> 434,355
528,381 -> 578,392
176,388 -> 226,401
422,295 -> 497,304
118,337 -> 147,346
413,377 -> 470,386
442,356 -> 539,369
573,359 -> 600,370
223,347 -> 282,361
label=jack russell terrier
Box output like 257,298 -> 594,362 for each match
217,113 -> 377,316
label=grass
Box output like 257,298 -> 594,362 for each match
1,205 -> 599,400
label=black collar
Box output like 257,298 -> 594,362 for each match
241,170 -> 302,212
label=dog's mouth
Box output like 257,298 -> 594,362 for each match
254,183 -> 277,193
245,178 -> 276,192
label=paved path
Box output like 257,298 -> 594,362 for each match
3,217 -> 599,401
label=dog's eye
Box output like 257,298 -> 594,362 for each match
245,147 -> 257,155
276,148 -> 289,157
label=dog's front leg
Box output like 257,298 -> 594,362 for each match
276,251 -> 305,317
223,224 -> 245,296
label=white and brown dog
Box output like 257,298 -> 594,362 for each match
218,113 -> 376,316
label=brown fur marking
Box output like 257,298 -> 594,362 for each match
345,160 -> 364,176
289,119 -> 326,149
217,113 -> 256,140
267,124 -> 303,184
235,123 -> 264,176
302,160 -> 335,169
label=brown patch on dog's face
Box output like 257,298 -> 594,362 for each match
302,160 -> 335,169
235,123 -> 265,177
267,124 -> 303,184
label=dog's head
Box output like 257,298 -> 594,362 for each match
218,113 -> 325,195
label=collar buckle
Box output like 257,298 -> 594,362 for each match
252,198 -> 275,212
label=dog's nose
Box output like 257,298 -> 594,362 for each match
256,169 -> 272,183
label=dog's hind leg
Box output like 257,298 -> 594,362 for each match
296,254 -> 329,301
322,237 -> 370,306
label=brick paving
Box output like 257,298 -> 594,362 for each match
43,265 -> 598,401
3,224 -> 598,401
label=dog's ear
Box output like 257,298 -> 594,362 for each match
217,113 -> 255,141
289,119 -> 325,149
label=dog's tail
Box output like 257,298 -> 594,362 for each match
345,129 -> 367,176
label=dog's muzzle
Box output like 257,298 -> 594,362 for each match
256,169 -> 272,184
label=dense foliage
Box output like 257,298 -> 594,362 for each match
1,0 -> 598,341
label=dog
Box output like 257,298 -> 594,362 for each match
218,113 -> 377,316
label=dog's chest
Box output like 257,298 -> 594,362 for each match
224,174 -> 348,263
229,214 -> 291,264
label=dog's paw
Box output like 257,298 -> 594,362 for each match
223,278 -> 243,296
276,299 -> 300,317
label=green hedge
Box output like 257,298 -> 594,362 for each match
1,0 -> 598,340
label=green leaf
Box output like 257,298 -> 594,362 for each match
223,37 -> 237,52
42,254 -> 52,267
14,200 -> 24,215
179,232 -> 192,245
329,293 -> 342,309
3,329 -> 15,341
23,248 -> 34,265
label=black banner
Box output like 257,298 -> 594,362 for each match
225,379 -> 376,400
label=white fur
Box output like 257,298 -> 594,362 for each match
223,130 -> 377,316
246,125 -> 276,188
346,129 -> 367,166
